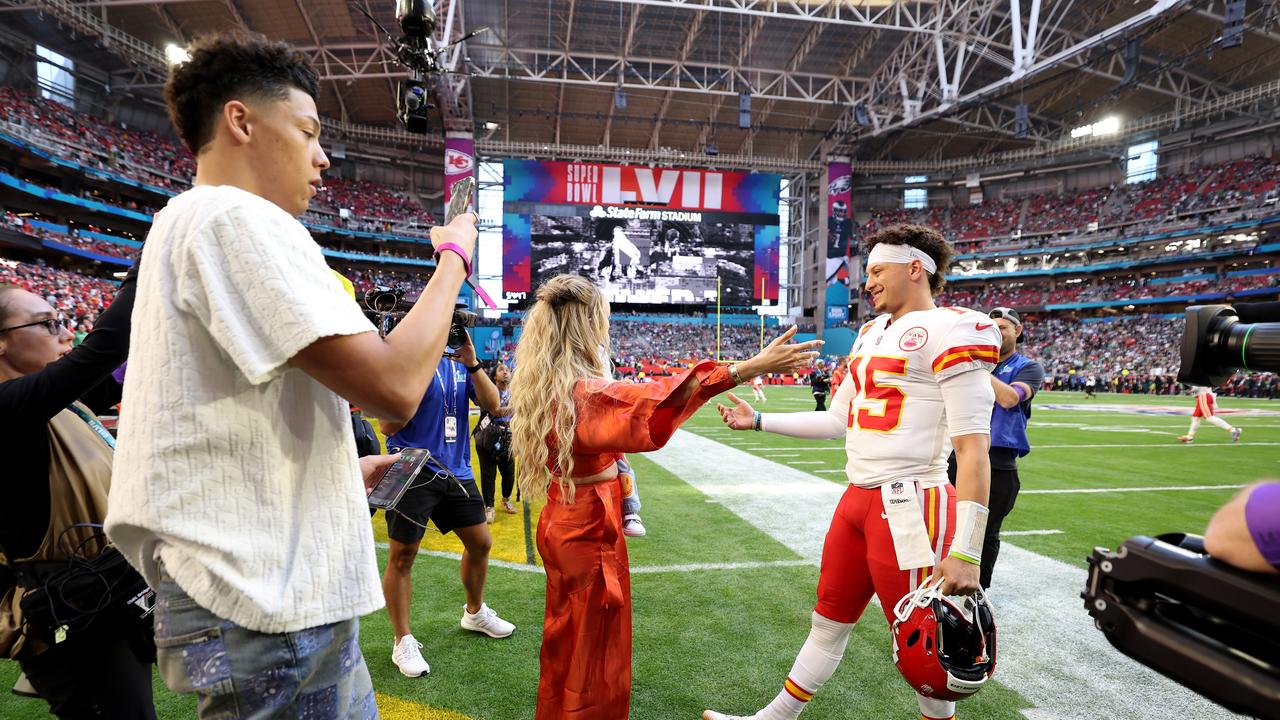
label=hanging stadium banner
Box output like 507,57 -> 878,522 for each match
502,159 -> 781,306
825,157 -> 853,327
443,131 -> 475,208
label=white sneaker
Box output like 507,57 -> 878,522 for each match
485,506 -> 496,524
622,514 -> 647,538
460,602 -> 515,638
703,711 -> 756,720
391,634 -> 430,677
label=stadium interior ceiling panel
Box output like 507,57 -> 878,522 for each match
5,0 -> 1278,166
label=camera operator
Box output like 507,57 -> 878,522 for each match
103,31 -> 471,715
475,362 -> 516,521
379,328 -> 514,678
1204,482 -> 1280,575
0,265 -> 155,717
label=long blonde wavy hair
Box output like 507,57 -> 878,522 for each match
510,274 -> 611,503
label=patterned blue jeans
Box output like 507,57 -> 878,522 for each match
153,563 -> 379,719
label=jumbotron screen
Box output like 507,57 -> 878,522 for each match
502,160 -> 781,306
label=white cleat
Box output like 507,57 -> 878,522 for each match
391,634 -> 430,677
461,602 -> 515,638
703,711 -> 756,720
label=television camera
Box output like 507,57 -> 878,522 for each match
1085,301 -> 1280,719
358,0 -> 489,134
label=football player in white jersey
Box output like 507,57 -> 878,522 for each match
705,224 -> 1001,720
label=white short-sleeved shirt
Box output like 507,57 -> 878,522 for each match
106,185 -> 383,634
828,307 -> 1001,489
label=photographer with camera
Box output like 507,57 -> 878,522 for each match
474,362 -> 516,522
378,320 -> 514,678
0,263 -> 155,717
103,32 -> 474,716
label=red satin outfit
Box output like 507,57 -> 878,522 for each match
535,361 -> 733,720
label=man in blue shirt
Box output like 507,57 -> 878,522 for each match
947,307 -> 1045,589
380,331 -> 513,677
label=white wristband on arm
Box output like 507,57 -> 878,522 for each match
949,501 -> 989,566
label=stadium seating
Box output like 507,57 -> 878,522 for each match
0,258 -> 118,332
0,86 -> 435,232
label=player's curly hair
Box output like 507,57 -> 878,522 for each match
164,31 -> 319,155
862,223 -> 953,295
509,274 -> 612,503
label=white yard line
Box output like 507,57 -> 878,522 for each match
1022,484 -> 1244,495
1001,529 -> 1064,536
373,546 -> 814,576
647,430 -> 1242,720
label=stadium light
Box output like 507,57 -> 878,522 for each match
1095,116 -> 1121,135
1071,116 -> 1122,138
165,43 -> 190,65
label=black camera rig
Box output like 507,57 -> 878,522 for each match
1085,534 -> 1280,720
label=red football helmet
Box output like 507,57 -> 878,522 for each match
891,582 -> 997,701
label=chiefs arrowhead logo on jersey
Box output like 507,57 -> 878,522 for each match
899,326 -> 928,352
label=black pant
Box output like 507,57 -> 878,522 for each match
477,446 -> 515,508
19,623 -> 155,719
813,392 -> 827,411
946,456 -> 1021,589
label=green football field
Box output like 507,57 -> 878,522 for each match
2,388 -> 1268,719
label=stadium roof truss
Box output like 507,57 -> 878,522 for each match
2,0 -> 1278,171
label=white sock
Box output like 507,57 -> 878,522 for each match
1186,417 -> 1201,438
756,612 -> 853,720
1207,415 -> 1234,432
917,693 -> 956,719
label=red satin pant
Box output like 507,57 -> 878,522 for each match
535,478 -> 631,720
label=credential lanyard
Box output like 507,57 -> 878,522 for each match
66,404 -> 116,450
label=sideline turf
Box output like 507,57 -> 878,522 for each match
2,388 -> 1261,718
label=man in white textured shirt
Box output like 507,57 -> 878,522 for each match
105,31 -> 477,719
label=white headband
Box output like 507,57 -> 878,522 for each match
866,243 -> 938,275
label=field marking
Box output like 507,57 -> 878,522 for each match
1022,484 -> 1243,495
374,543 -> 814,576
761,452 -> 802,457
1001,529 -> 1064,536
788,460 -> 828,465
648,430 -> 1242,720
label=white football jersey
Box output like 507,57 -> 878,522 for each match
829,307 -> 1001,488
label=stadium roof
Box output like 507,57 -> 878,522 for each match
5,0 -> 1279,170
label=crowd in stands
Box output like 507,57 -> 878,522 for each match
856,155 -> 1280,252
4,211 -> 138,261
309,177 -> 435,229
936,271 -> 1278,309
0,85 -> 437,236
0,86 -> 193,190
610,320 -> 766,367
0,258 -> 118,333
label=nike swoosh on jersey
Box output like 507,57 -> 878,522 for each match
975,323 -> 994,330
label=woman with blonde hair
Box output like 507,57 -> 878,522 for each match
510,273 -> 820,719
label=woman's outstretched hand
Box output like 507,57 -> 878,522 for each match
737,326 -> 823,379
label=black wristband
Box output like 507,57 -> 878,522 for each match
466,363 -> 484,374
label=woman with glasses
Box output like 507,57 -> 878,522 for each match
0,267 -> 156,718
